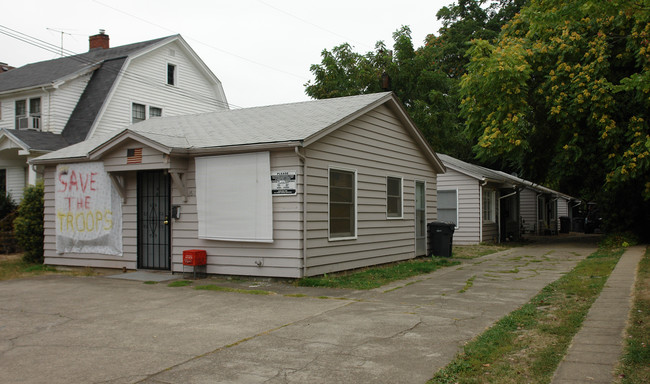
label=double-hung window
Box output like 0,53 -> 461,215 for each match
483,189 -> 496,222
167,64 -> 176,86
438,189 -> 458,226
15,98 -> 41,130
132,103 -> 162,123
132,103 -> 146,123
329,168 -> 356,239
386,176 -> 402,218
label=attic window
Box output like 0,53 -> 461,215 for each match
132,103 -> 145,123
167,63 -> 176,86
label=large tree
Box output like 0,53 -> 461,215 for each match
305,1 -> 526,161
460,0 -> 650,235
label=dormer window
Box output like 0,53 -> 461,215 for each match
167,63 -> 176,86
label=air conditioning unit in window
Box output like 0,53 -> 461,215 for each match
17,117 -> 29,129
16,116 -> 41,130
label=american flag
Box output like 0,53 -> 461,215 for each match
126,148 -> 142,164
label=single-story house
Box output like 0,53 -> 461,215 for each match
436,154 -> 522,245
32,92 -> 445,278
503,174 -> 580,235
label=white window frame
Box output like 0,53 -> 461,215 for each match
14,98 -> 41,130
328,167 -> 357,241
131,102 -> 163,123
483,189 -> 496,223
438,189 -> 458,227
167,63 -> 177,86
386,176 -> 403,219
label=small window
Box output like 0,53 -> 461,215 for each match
29,98 -> 41,130
132,103 -> 146,123
438,190 -> 458,226
149,106 -> 162,118
483,189 -> 496,222
386,176 -> 402,218
15,100 -> 26,129
329,168 -> 356,239
167,63 -> 176,85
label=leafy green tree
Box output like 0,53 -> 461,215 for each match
460,0 -> 650,235
305,1 -> 526,161
14,182 -> 44,263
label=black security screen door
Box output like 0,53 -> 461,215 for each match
137,170 -> 171,270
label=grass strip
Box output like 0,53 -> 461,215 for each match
295,257 -> 458,290
429,246 -> 624,384
168,280 -> 193,287
194,284 -> 273,295
617,246 -> 650,384
0,257 -> 77,280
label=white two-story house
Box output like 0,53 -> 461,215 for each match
0,30 -> 228,201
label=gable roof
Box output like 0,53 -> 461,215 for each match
61,57 -> 127,145
0,36 -> 170,94
0,128 -> 70,152
0,34 -> 209,153
32,92 -> 445,173
438,154 -> 519,187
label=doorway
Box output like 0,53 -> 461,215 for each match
137,170 -> 171,270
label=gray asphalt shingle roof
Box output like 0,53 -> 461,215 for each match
438,153 -> 517,186
0,35 -> 175,152
33,92 -> 404,162
0,36 -> 170,93
3,129 -> 70,152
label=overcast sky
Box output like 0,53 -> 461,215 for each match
1,0 -> 454,108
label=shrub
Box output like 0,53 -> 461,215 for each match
0,192 -> 18,253
14,182 -> 44,263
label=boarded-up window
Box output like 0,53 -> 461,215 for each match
386,176 -> 402,218
329,168 -> 356,239
195,152 -> 273,242
438,189 -> 458,226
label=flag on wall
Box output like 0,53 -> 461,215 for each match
127,148 -> 142,164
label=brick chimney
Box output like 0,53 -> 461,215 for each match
89,29 -> 110,50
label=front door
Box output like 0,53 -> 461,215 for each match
137,170 -> 171,270
415,181 -> 426,256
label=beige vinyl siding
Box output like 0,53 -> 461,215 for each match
42,166 -> 138,269
520,187 -> 537,233
93,40 -> 227,138
437,168 -> 481,245
100,140 -> 187,172
171,149 -> 304,277
304,104 -> 437,276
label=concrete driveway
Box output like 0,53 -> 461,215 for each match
0,237 -> 598,383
